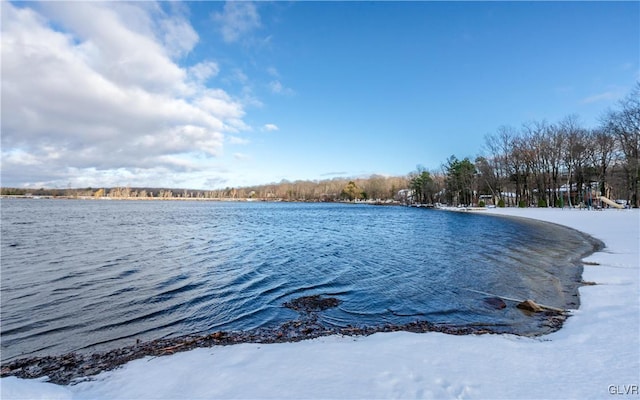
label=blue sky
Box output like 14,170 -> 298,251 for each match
2,1 -> 638,189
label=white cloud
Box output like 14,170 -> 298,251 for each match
230,70 -> 264,108
228,136 -> 250,145
581,90 -> 623,104
267,67 -> 279,77
269,80 -> 284,93
188,61 -> 220,83
160,17 -> 199,58
212,2 -> 261,43
136,125 -> 224,158
38,2 -> 188,95
233,152 -> 251,161
0,1 -> 248,189
263,124 -> 279,132
2,150 -> 41,166
269,80 -> 294,95
240,86 -> 264,109
231,69 -> 249,84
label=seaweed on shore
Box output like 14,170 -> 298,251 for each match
0,321 -> 500,385
0,295 -> 566,386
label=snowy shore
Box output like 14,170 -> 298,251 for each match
2,207 -> 639,399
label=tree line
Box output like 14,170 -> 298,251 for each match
195,175 -> 409,202
0,176 -> 409,203
409,83 -> 639,208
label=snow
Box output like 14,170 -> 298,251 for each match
2,208 -> 639,399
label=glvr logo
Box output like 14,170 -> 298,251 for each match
608,385 -> 639,395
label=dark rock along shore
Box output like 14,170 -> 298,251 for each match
0,295 -> 566,385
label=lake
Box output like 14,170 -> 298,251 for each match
0,199 -> 600,361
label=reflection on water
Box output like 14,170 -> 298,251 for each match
0,200 -> 600,361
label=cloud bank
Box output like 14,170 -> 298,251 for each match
1,1 -> 248,189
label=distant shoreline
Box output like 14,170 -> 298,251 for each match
0,195 -> 403,205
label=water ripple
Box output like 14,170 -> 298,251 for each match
1,200 -> 599,361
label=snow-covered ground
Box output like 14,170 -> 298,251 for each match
2,208 -> 639,399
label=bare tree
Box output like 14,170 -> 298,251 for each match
589,127 -> 617,199
559,115 -> 590,207
604,83 -> 640,207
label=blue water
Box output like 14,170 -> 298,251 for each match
0,200 -> 599,361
